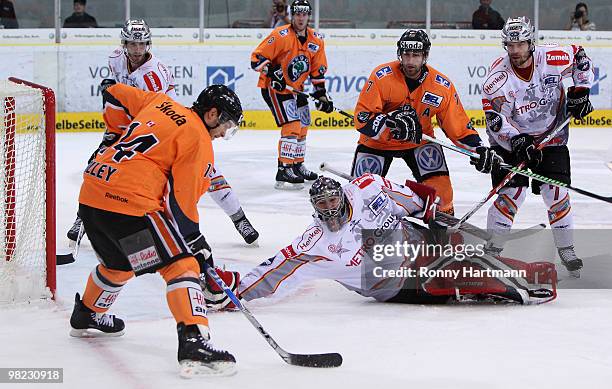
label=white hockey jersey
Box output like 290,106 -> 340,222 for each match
108,47 -> 177,99
482,44 -> 594,150
239,174 -> 426,302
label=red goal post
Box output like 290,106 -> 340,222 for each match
0,77 -> 56,303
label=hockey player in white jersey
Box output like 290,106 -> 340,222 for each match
62,20 -> 259,263
236,175 -> 557,305
478,17 -> 594,277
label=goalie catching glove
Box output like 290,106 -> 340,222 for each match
385,105 -> 422,143
312,88 -> 334,113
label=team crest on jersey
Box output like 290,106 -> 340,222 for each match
307,42 -> 320,53
287,55 -> 310,82
368,191 -> 388,215
434,74 -> 451,88
279,28 -> 289,36
319,65 -> 327,75
421,92 -> 443,107
375,66 -> 392,79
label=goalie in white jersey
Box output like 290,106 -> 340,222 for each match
479,17 -> 594,277
232,174 -> 557,306
62,20 -> 259,264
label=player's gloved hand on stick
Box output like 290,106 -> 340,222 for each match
510,134 -> 542,169
566,86 -> 593,120
186,232 -> 213,264
312,88 -> 334,113
386,106 -> 422,143
100,78 -> 117,91
470,146 -> 502,174
266,64 -> 286,92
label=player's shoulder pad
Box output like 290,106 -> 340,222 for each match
489,55 -> 506,71
310,28 -> 325,41
428,67 -> 454,91
109,47 -> 123,59
274,25 -> 291,38
537,44 -> 573,67
371,61 -> 398,81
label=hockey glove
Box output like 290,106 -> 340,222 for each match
566,86 -> 593,120
404,180 -> 439,224
470,146 -> 502,174
312,88 -> 334,113
202,267 -> 240,311
100,78 -> 117,92
266,64 -> 286,92
386,106 -> 422,143
510,134 -> 542,169
185,232 -> 213,270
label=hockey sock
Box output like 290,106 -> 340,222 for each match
159,258 -> 209,327
542,185 -> 574,248
82,265 -> 133,313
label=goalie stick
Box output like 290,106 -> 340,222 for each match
204,263 -> 343,368
318,162 -> 545,244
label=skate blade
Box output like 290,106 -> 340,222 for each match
274,181 -> 304,190
567,269 -> 581,278
179,360 -> 237,378
247,238 -> 259,247
69,328 -> 125,338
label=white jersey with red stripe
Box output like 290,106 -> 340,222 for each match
108,47 -> 177,99
482,44 -> 594,151
238,174 -> 425,302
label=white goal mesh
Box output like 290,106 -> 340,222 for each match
0,79 -> 55,305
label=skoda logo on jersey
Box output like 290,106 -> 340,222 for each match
355,155 -> 383,176
416,144 -> 444,172
288,55 -> 310,82
206,66 -> 244,91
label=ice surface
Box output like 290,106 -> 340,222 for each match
1,128 -> 611,388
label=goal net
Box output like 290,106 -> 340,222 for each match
0,78 -> 55,305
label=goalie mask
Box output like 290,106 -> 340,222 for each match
193,85 -> 243,140
309,176 -> 349,232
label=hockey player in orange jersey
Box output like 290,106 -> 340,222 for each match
251,0 -> 334,190
69,80 -> 243,377
352,30 -> 501,214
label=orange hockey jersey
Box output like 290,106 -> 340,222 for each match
79,84 -> 214,237
251,25 -> 327,93
355,61 -> 480,151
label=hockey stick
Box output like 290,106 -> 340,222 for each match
204,263 -> 343,368
318,162 -> 546,243
450,115 -> 573,227
286,86 -> 354,120
56,221 -> 85,265
421,132 -> 612,204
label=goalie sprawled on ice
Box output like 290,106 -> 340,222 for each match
210,174 -> 557,308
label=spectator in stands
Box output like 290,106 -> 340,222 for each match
266,0 -> 290,28
567,2 -> 596,31
63,0 -> 98,28
472,0 -> 504,30
0,0 -> 18,29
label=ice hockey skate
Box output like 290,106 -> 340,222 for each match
69,293 -> 125,337
177,323 -> 236,377
275,162 -> 304,190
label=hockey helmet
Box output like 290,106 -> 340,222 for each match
501,17 -> 535,52
397,29 -> 431,59
290,0 -> 312,15
193,85 -> 243,140
309,176 -> 348,232
121,19 -> 152,45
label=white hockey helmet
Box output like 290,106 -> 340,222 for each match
501,16 -> 535,52
121,19 -> 152,45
